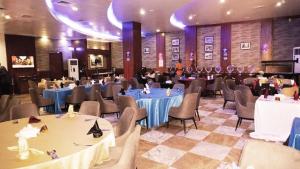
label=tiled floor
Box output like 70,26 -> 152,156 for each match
17,94 -> 256,169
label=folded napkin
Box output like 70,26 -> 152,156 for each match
87,120 -> 103,138
28,116 -> 41,123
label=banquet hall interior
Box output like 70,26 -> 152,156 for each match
1,0 -> 300,168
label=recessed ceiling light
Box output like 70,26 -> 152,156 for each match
149,9 -> 154,12
71,6 -> 78,11
253,5 -> 264,9
117,32 -> 121,35
226,10 -> 231,15
139,8 -> 146,15
219,0 -> 225,4
156,29 -> 160,32
188,15 -> 193,20
276,2 -> 282,7
4,15 -> 11,20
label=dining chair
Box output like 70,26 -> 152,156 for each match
150,82 -> 161,88
195,87 -> 202,121
10,103 -> 39,120
96,91 -> 120,118
222,80 -> 235,109
121,80 -> 129,90
207,77 -> 223,97
0,95 -> 10,113
28,80 -> 43,95
243,77 -> 257,86
29,88 -> 55,113
92,125 -> 141,169
65,86 -> 86,109
101,82 -> 114,99
88,84 -> 101,101
0,97 -> 21,122
226,79 -> 236,90
114,107 -> 137,146
78,101 -> 100,117
185,80 -> 200,94
118,95 -> 148,129
198,78 -> 207,93
281,86 -> 299,97
130,77 -> 144,89
234,90 -> 255,130
167,93 -> 198,133
112,84 -> 122,104
239,140 -> 300,169
235,85 -> 258,103
172,83 -> 185,91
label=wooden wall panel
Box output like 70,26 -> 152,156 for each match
122,22 -> 142,79
184,26 -> 197,66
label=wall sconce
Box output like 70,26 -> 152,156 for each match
262,44 -> 268,53
190,52 -> 194,61
126,51 -> 131,61
222,48 -> 228,60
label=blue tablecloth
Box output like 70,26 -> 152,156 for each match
125,88 -> 183,128
288,117 -> 300,150
43,85 -> 106,114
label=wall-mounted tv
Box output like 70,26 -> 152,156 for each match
11,56 -> 34,68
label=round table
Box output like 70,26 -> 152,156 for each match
0,115 -> 115,169
125,88 -> 183,128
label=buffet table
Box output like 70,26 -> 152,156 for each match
0,115 -> 115,169
125,88 -> 183,128
250,95 -> 300,142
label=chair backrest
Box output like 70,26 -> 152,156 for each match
234,90 -> 247,116
281,86 -> 299,97
121,80 -> 129,90
172,83 -> 185,91
235,85 -> 254,102
112,84 -> 122,102
215,77 -> 223,90
29,88 -> 40,105
195,87 -> 202,109
79,101 -> 100,117
150,82 -> 161,88
28,80 -> 38,88
198,78 -> 206,91
118,95 -> 139,113
222,81 -> 235,101
179,93 -> 198,117
186,80 -> 200,94
226,79 -> 236,90
0,97 -> 21,122
69,86 -> 86,104
0,95 -> 10,113
113,125 -> 141,169
243,77 -> 257,85
239,140 -> 300,169
10,103 -> 39,120
101,82 -> 113,98
115,107 -> 137,146
89,84 -> 101,101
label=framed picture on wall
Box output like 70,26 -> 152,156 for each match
204,36 -> 214,44
240,42 -> 251,50
172,53 -> 180,60
172,39 -> 180,46
88,54 -> 103,69
144,47 -> 150,54
204,53 -> 213,60
204,45 -> 213,52
172,46 -> 180,53
11,56 -> 35,68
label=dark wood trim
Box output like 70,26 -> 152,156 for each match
184,26 -> 197,67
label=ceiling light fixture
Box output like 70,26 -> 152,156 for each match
140,8 -> 146,15
170,14 -> 186,30
188,15 -> 194,20
107,3 -> 122,29
4,15 -> 11,20
226,10 -> 231,15
71,6 -> 78,11
219,0 -> 225,4
156,29 -> 160,32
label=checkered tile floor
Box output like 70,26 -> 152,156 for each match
17,94 -> 255,169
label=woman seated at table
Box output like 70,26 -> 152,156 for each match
176,59 -> 183,76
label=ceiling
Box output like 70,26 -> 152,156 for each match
0,0 -> 299,41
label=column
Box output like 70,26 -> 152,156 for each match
220,24 -> 232,70
184,26 -> 197,67
260,19 -> 273,61
156,32 -> 166,71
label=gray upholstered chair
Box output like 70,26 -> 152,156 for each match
112,84 -> 122,104
79,101 -> 100,117
235,85 -> 258,103
239,140 -> 300,169
92,125 -> 141,169
118,95 -> 148,129
97,91 -> 120,118
150,82 -> 161,88
172,83 -> 185,91
234,90 -> 255,130
65,86 -> 86,108
114,107 -> 137,146
222,80 -> 235,109
0,95 -> 10,113
195,87 -> 202,120
207,77 -> 223,96
88,84 -> 101,101
129,77 -> 144,89
121,80 -> 129,90
28,80 -> 43,95
226,79 -> 236,90
0,97 -> 21,122
185,80 -> 200,94
29,88 -> 55,112
101,82 -> 114,99
10,103 -> 39,120
167,93 -> 198,133
243,77 -> 257,86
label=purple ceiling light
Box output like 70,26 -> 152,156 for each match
44,0 -> 120,41
107,2 -> 122,29
170,13 -> 186,30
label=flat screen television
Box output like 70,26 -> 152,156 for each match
11,55 -> 35,68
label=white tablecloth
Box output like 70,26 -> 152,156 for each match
250,95 -> 300,142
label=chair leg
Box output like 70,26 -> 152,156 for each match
145,117 -> 148,130
235,118 -> 241,131
195,109 -> 200,121
239,118 -> 243,127
192,118 -> 197,129
223,100 -> 227,109
183,120 -> 186,133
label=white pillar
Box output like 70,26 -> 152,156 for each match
0,33 -> 7,68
